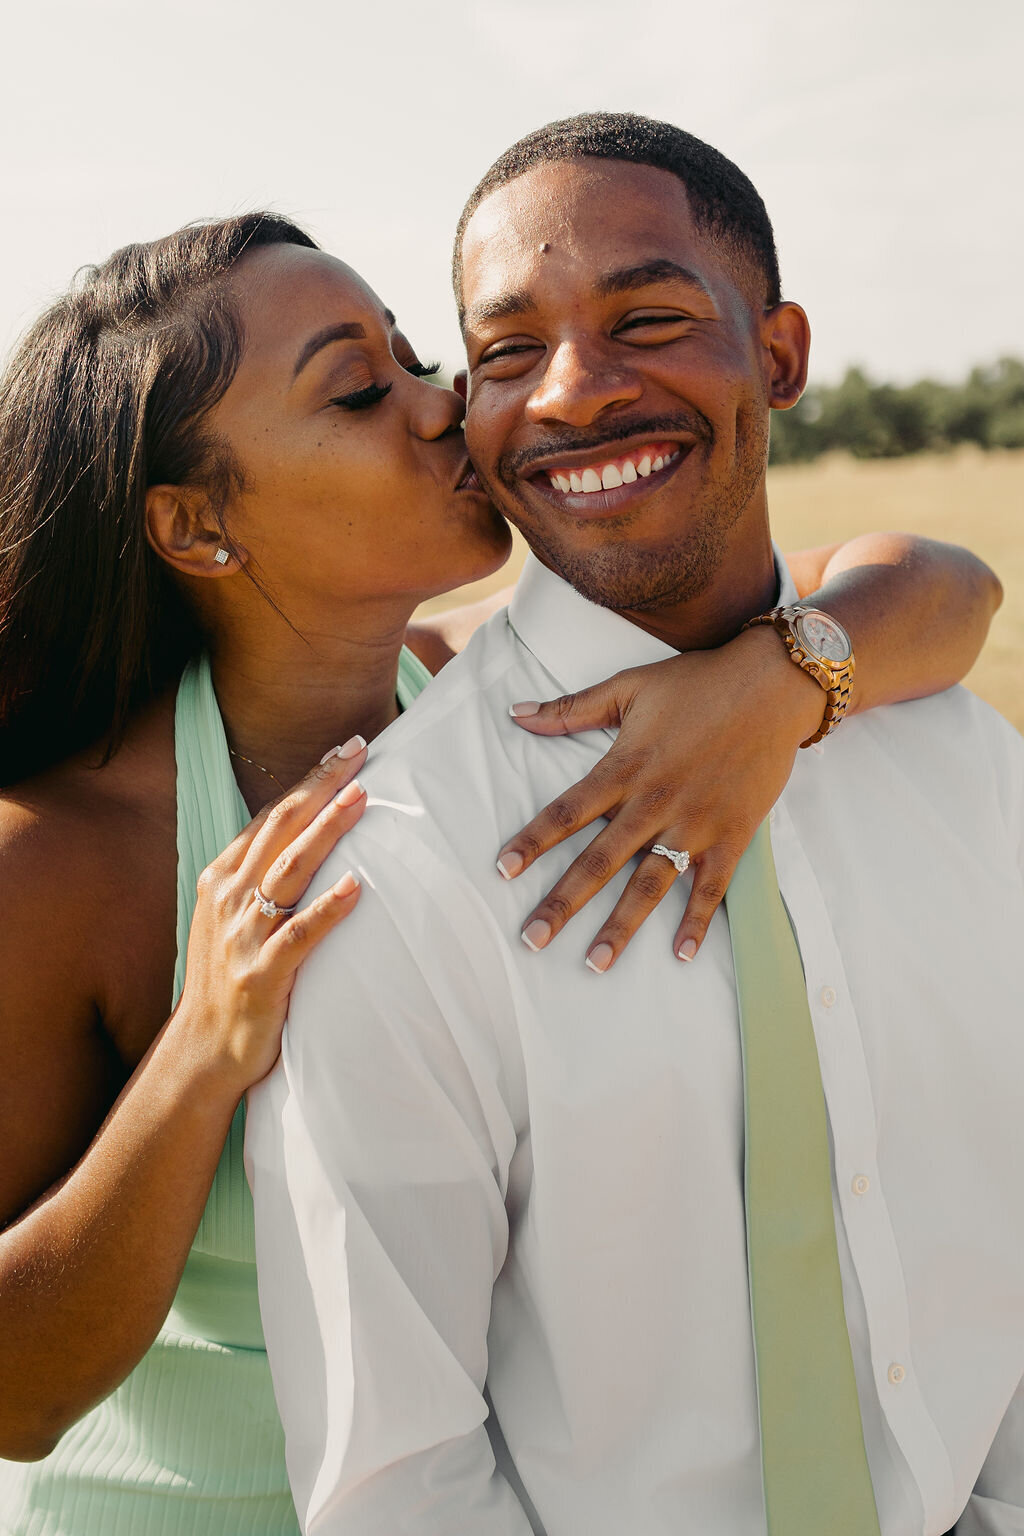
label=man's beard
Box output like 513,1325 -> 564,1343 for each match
481,404 -> 769,614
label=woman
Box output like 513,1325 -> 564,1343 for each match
0,213 -> 1000,1534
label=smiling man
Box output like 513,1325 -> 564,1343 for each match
247,115 -> 1024,1535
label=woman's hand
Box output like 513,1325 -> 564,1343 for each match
174,739 -> 368,1091
496,628 -> 824,972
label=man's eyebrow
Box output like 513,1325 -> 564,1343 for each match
292,309 -> 397,379
594,260 -> 712,299
463,289 -> 533,329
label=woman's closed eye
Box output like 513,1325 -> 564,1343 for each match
331,382 -> 393,410
330,359 -> 442,411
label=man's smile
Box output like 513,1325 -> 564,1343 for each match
518,434 -> 697,519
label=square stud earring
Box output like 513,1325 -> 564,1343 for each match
214,548 -> 230,565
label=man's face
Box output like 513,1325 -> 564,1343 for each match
460,158 -> 807,614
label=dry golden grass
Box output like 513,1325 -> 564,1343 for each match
419,447 -> 1024,732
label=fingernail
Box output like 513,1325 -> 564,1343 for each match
334,779 -> 365,807
521,918 -> 551,952
496,850 -> 525,880
509,701 -> 541,718
320,745 -> 343,765
585,942 -> 614,974
334,870 -> 360,897
339,734 -> 367,759
677,938 -> 698,962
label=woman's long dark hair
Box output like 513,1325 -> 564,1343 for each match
0,213 -> 318,786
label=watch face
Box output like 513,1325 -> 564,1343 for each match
796,610 -> 852,664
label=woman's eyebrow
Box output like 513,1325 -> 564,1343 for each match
292,309 -> 397,379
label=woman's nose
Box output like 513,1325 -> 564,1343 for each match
412,379 -> 466,440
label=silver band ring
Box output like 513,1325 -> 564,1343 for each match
651,844 -> 691,876
253,884 -> 298,919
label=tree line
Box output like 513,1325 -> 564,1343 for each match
769,356 -> 1024,464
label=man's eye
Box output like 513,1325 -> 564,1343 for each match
479,341 -> 540,366
330,382 -> 393,410
615,314 -> 692,338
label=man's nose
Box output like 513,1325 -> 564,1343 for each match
526,339 -> 643,427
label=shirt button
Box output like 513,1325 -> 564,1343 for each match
821,985 -> 837,1008
888,1363 -> 906,1386
852,1175 -> 870,1196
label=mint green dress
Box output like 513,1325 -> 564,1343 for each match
0,648 -> 433,1535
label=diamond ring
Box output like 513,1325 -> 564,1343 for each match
253,884 -> 299,919
651,844 -> 691,876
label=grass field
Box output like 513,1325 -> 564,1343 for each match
420,447 -> 1024,732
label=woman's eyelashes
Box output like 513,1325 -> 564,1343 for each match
330,359 -> 442,411
331,382 -> 393,410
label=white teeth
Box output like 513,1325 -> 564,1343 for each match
580,468 -> 602,492
552,473 -> 571,493
620,459 -> 637,483
569,471 -> 583,492
652,455 -> 664,472
601,464 -> 623,489
637,455 -> 652,477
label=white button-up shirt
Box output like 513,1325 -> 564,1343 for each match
246,553 -> 1024,1536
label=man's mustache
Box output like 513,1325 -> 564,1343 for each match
495,411 -> 715,485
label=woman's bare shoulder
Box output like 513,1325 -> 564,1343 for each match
0,697 -> 178,1021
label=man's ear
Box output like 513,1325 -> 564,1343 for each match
761,302 -> 811,411
145,486 -> 245,577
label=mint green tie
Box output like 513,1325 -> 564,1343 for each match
725,821 -> 881,1536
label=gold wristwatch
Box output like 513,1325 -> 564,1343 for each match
742,605 -> 855,747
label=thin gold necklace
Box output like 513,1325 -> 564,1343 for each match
228,746 -> 286,794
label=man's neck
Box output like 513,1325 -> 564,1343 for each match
618,538 -> 779,652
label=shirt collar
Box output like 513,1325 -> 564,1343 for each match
507,543 -> 798,696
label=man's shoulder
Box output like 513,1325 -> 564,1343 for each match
840,684 -> 1024,840
334,610 -> 544,883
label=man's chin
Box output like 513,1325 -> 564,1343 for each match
511,523 -> 724,613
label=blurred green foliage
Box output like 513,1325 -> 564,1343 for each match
769,357 -> 1024,464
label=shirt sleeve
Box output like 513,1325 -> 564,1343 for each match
245,828 -> 532,1535
955,1372 -> 1024,1535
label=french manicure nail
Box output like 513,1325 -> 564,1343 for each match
339,734 -> 367,759
585,942 -> 614,974
334,779 -> 364,807
677,938 -> 698,962
509,701 -> 541,718
319,745 -> 343,765
335,870 -> 360,897
496,851 -> 525,880
521,918 -> 552,952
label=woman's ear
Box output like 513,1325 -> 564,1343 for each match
761,301 -> 811,411
145,486 -> 245,577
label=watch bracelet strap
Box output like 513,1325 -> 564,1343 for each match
743,607 -> 855,747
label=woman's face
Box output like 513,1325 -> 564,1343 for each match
205,243 -> 511,615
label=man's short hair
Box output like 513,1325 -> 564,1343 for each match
453,111 -> 782,319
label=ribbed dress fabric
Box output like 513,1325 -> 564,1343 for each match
0,648 -> 433,1535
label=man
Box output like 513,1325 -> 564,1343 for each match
246,114 -> 1024,1534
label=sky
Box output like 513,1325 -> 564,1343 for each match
0,0 -> 1020,385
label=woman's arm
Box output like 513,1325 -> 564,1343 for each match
0,749 -> 366,1460
787,532 -> 1002,711
493,532 -> 1002,970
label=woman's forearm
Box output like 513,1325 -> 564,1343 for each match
0,1015 -> 240,1461
789,532 -> 1003,714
